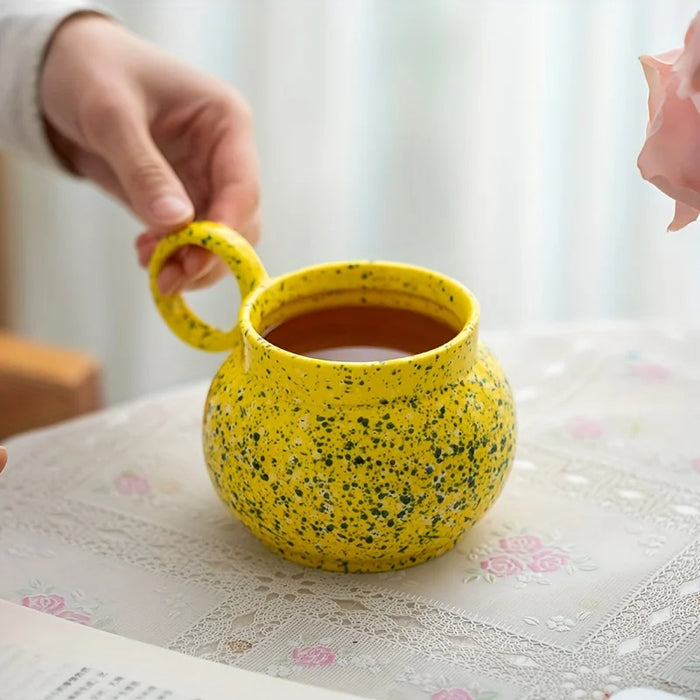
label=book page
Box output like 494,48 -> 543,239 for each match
0,600 -> 360,700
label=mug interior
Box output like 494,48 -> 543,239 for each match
243,261 -> 477,361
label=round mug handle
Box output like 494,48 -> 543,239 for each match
148,221 -> 268,352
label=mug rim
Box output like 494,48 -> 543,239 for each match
238,259 -> 480,367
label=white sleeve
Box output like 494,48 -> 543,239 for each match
0,1 -> 104,169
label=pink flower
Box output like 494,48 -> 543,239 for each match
631,363 -> 670,380
431,689 -> 475,700
114,471 -> 150,495
56,609 -> 91,625
21,594 -> 66,614
528,548 -> 570,573
692,457 -> 700,474
291,645 -> 337,667
20,594 -> 91,626
499,534 -> 543,554
566,417 -> 602,440
480,554 -> 523,577
638,12 -> 700,230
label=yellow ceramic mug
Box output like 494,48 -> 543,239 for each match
149,221 -> 516,573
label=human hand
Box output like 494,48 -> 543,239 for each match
40,13 -> 260,293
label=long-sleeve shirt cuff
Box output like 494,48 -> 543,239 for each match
0,1 -> 106,170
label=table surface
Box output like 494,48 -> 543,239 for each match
1,323 -> 699,700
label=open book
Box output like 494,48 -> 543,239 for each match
0,599 -> 361,700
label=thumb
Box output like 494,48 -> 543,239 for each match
94,114 -> 194,231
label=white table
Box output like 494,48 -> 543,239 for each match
1,323 -> 699,700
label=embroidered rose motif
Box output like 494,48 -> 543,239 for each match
269,639 -> 380,677
499,534 -> 542,554
114,471 -> 151,495
630,363 -> 670,380
21,594 -> 65,614
291,645 -> 337,667
480,554 -> 523,577
566,418 -> 602,440
528,548 -> 570,573
431,689 -> 475,700
56,609 -> 91,625
464,525 -> 595,586
21,594 -> 91,625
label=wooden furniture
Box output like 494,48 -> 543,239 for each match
0,332 -> 102,440
0,155 -> 102,439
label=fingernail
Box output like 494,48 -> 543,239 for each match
150,195 -> 193,224
158,265 -> 183,295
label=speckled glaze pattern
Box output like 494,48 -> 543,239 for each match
149,222 -> 517,573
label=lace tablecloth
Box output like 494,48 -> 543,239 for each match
2,323 -> 699,700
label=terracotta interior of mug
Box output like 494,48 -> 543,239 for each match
243,261 -> 477,359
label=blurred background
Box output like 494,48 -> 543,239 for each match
1,0 -> 699,404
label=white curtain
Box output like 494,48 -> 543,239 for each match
6,0 -> 700,403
